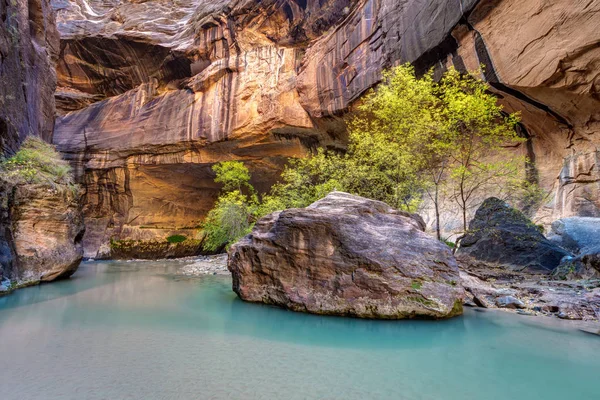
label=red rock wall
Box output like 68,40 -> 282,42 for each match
51,0 -> 600,256
0,0 -> 59,155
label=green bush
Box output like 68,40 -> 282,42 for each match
0,136 -> 75,188
202,191 -> 255,252
166,235 -> 187,244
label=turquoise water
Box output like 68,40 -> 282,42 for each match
0,260 -> 599,400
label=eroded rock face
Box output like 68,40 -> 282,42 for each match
228,192 -> 464,319
52,0 -> 600,255
457,198 -> 570,273
0,0 -> 59,155
0,184 -> 84,286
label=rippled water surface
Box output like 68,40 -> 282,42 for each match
0,260 -> 599,400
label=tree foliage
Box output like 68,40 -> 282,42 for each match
261,65 -> 529,237
201,161 -> 259,252
202,65 -> 535,250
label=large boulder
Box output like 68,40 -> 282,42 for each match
228,192 -> 464,319
4,185 -> 85,284
457,198 -> 570,273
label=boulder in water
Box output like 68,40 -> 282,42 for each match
228,192 -> 463,319
7,185 -> 85,284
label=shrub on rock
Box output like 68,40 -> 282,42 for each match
0,137 -> 84,290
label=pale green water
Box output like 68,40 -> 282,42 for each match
0,260 -> 599,400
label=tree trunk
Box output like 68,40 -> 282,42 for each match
435,184 -> 441,241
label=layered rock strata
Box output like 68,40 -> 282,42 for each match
228,192 -> 464,319
51,0 -> 600,256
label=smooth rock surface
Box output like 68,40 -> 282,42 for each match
228,192 -> 463,319
0,184 -> 85,285
457,198 -> 571,273
549,217 -> 600,255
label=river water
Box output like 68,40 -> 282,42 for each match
0,260 -> 598,400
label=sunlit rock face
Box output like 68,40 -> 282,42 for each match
52,0 -> 600,256
0,183 -> 85,286
229,192 -> 464,319
0,0 -> 59,155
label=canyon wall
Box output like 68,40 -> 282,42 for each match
1,0 -> 60,283
0,0 -> 58,155
51,0 -> 600,257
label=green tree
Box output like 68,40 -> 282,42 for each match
201,161 -> 258,251
202,65 -> 529,249
425,68 -> 523,236
261,65 -> 525,238
212,161 -> 254,193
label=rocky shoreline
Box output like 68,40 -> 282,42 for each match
459,255 -> 600,322
181,253 -> 600,326
178,254 -> 229,276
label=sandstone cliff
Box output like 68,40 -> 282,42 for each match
0,184 -> 85,286
0,0 -> 59,155
0,138 -> 84,291
51,0 -> 600,257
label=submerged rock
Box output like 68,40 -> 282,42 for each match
228,192 -> 463,319
457,198 -> 570,273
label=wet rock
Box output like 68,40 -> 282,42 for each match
228,192 -> 463,319
457,198 -> 571,273
496,296 -> 525,309
580,328 -> 600,337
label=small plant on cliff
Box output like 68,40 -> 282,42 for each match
202,161 -> 259,252
0,136 -> 75,188
166,235 -> 187,244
